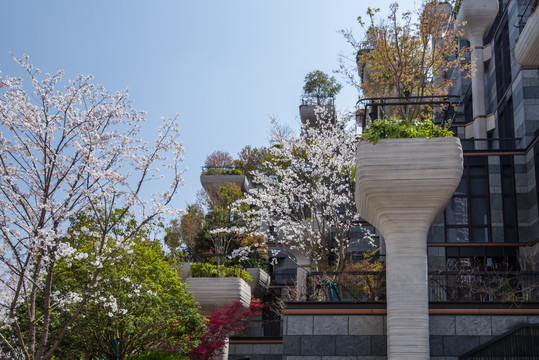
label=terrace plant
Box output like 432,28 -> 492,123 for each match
190,262 -> 252,283
339,1 -> 468,120
360,117 -> 453,144
189,299 -> 264,360
302,70 -> 342,105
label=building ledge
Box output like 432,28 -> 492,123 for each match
283,302 -> 539,315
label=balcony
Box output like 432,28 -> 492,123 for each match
200,166 -> 251,194
515,1 -> 539,66
305,269 -> 539,303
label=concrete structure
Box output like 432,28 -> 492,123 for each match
514,2 -> 539,67
207,2 -> 539,358
185,277 -> 251,315
455,0 -> 499,146
355,138 -> 463,360
274,305 -> 539,360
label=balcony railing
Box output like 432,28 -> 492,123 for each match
356,95 -> 462,129
305,270 -> 539,303
300,95 -> 335,106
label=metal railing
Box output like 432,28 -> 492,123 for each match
459,323 -> 539,360
429,271 -> 539,303
301,95 -> 335,106
356,95 -> 462,129
305,270 -> 539,303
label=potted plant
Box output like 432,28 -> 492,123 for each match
299,70 -> 342,127
355,117 -> 463,360
185,263 -> 252,315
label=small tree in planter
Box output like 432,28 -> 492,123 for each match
300,70 -> 343,127
339,1 -> 468,120
302,70 -> 342,105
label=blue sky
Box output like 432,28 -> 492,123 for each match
1,0 -> 416,209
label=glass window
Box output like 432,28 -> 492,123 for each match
445,198 -> 468,224
446,228 -> 469,243
471,198 -> 488,225
472,228 -> 489,243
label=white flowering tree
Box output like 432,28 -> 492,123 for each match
0,56 -> 185,359
238,116 -> 372,273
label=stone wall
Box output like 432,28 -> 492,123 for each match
229,340 -> 283,360
279,309 -> 539,360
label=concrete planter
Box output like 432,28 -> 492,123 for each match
245,268 -> 270,298
299,104 -> 336,127
355,137 -> 463,360
515,5 -> 539,66
186,277 -> 251,315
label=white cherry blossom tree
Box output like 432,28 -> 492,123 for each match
238,115 -> 372,273
0,56 -> 185,360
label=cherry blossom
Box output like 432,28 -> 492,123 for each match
0,56 -> 185,360
237,114 -> 373,272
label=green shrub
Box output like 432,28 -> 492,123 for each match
202,168 -> 243,175
360,117 -> 453,144
127,352 -> 188,360
190,262 -> 252,283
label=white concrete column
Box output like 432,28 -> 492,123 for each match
455,0 -> 499,149
385,227 -> 430,359
355,138 -> 463,360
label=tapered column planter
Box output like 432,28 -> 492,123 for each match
355,137 -> 463,360
245,268 -> 271,298
186,277 -> 251,315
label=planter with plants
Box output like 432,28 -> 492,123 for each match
299,70 -> 342,126
355,117 -> 463,360
185,263 -> 252,315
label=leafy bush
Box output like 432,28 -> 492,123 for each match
190,263 -> 252,283
360,117 -> 453,144
128,353 -> 188,360
202,167 -> 244,176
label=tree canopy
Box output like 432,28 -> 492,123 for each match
51,213 -> 205,359
302,70 -> 342,105
0,56 -> 186,360
237,119 -> 373,272
339,1 -> 466,120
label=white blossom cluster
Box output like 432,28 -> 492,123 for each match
0,55 -> 185,357
236,114 -> 373,272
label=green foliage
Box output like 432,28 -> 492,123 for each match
52,212 -> 206,360
303,70 -> 342,105
190,262 -> 252,283
165,204 -> 205,254
202,167 -> 243,175
360,117 -> 453,144
127,352 -> 188,360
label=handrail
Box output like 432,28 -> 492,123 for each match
355,95 -> 462,129
428,238 -> 539,247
